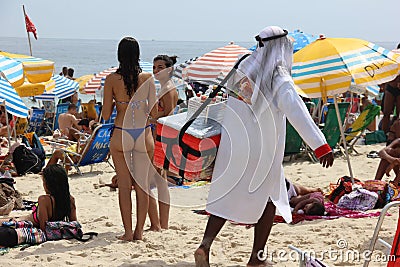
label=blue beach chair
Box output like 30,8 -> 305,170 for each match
53,103 -> 70,131
101,106 -> 117,124
28,109 -> 45,134
61,123 -> 114,175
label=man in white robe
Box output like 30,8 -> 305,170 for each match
194,26 -> 334,267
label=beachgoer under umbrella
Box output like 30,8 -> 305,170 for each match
194,26 -> 334,267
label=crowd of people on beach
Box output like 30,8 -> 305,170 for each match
1,26 -> 400,267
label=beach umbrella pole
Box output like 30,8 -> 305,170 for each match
2,101 -> 12,151
333,96 -> 354,182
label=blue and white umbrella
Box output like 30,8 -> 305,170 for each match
0,77 -> 29,117
0,56 -> 24,87
288,30 -> 318,53
249,30 -> 317,53
35,75 -> 79,101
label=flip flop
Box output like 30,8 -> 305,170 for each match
367,151 -> 380,159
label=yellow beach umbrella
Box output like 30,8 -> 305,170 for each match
0,51 -> 54,86
292,37 -> 400,99
75,74 -> 94,93
15,79 -> 56,97
292,37 -> 400,182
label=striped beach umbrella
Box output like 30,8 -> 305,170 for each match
0,77 -> 29,118
292,37 -> 400,99
182,43 -> 251,85
83,62 -> 158,94
0,51 -> 54,85
0,56 -> 24,88
173,57 -> 198,79
15,79 -> 55,97
35,75 -> 79,101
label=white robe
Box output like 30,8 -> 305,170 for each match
206,67 -> 327,224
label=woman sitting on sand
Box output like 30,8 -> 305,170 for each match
102,37 -> 157,241
0,164 -> 77,231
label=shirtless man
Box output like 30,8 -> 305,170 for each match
58,103 -> 80,140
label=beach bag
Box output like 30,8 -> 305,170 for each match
363,180 -> 389,208
12,145 -> 42,176
337,188 -> 378,211
365,130 -> 386,145
45,221 -> 97,242
328,176 -> 364,204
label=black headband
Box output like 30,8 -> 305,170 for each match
255,29 -> 288,47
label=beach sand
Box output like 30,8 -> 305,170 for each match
1,143 -> 397,266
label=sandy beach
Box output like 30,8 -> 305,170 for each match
0,143 -> 397,267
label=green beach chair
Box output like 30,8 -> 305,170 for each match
344,104 -> 381,153
321,102 -> 350,149
284,102 -> 318,161
284,120 -> 303,159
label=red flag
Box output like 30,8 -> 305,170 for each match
25,14 -> 37,40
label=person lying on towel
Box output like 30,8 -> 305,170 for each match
286,179 -> 325,215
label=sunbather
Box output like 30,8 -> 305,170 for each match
286,179 -> 325,215
58,103 -> 81,141
375,138 -> 400,185
46,122 -> 100,169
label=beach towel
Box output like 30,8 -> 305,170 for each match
193,202 -> 382,226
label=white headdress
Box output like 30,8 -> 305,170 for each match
237,26 -> 293,117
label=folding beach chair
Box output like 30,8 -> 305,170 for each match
27,109 -> 45,134
321,102 -> 350,149
363,201 -> 400,267
289,245 -> 329,267
60,123 -> 114,175
53,103 -> 70,131
344,104 -> 381,153
15,116 -> 28,135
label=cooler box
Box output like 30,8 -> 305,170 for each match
154,113 -> 221,180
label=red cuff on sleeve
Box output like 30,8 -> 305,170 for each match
314,144 -> 332,159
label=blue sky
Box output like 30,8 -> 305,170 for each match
1,0 -> 399,42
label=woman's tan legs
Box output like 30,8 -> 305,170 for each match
132,150 -> 151,240
155,169 -> 170,229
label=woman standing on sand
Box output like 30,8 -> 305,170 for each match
102,37 -> 157,241
146,55 -> 179,231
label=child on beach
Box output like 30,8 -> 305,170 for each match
1,164 -> 77,231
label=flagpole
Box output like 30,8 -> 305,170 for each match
22,5 -> 33,56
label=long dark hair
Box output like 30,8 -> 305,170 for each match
42,164 -> 71,221
116,37 -> 142,97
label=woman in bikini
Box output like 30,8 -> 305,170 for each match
381,75 -> 400,133
146,55 -> 179,231
102,37 -> 157,241
1,164 -> 76,231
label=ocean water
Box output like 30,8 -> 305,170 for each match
0,37 -> 397,104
